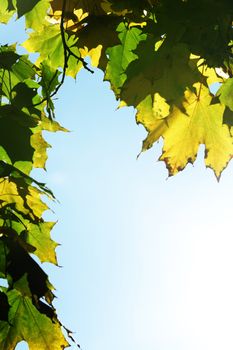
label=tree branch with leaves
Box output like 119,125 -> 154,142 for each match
0,0 -> 232,349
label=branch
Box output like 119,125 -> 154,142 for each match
33,0 -> 94,117
60,0 -> 94,74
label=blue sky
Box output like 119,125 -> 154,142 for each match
42,71 -> 233,350
3,15 -> 233,350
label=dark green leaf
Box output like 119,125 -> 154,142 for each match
15,0 -> 40,18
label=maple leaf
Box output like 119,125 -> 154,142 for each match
15,0 -> 41,17
0,288 -> 69,350
0,204 -> 58,265
138,83 -> 233,178
121,37 -> 201,107
23,24 -> 64,69
0,106 -> 34,165
74,15 -> 121,69
31,114 -> 68,169
31,131 -> 50,169
24,221 -> 58,265
25,0 -> 50,31
0,178 -> 49,220
104,22 -> 147,96
0,0 -> 15,23
217,77 -> 233,112
23,24 -> 83,77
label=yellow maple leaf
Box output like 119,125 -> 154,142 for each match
137,83 -> 233,178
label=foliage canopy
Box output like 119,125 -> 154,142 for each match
0,0 -> 232,348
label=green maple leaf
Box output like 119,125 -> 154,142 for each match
104,22 -> 147,96
5,236 -> 54,301
0,47 -> 37,103
11,54 -> 36,82
15,0 -> 41,18
0,105 -> 35,164
0,48 -> 20,70
23,24 -> 83,77
217,77 -> 233,112
39,62 -> 61,117
25,0 -> 50,31
0,289 -> 69,350
0,46 -> 67,171
121,37 -> 200,107
23,24 -> 64,69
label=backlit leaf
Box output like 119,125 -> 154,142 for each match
24,222 -> 58,264
217,78 -> 233,111
104,23 -> 147,95
0,289 -> 69,350
138,84 -> 233,178
0,0 -> 15,23
25,0 -> 50,31
121,39 -> 200,107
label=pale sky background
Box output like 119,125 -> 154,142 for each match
2,15 -> 233,350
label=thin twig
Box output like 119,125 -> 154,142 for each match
60,0 -> 94,74
32,0 -> 94,114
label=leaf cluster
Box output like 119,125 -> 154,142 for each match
21,0 -> 233,178
0,0 -> 233,349
0,13 -> 70,349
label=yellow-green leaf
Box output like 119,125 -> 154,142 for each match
0,289 -> 69,350
26,222 -> 58,264
138,84 -> 233,178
